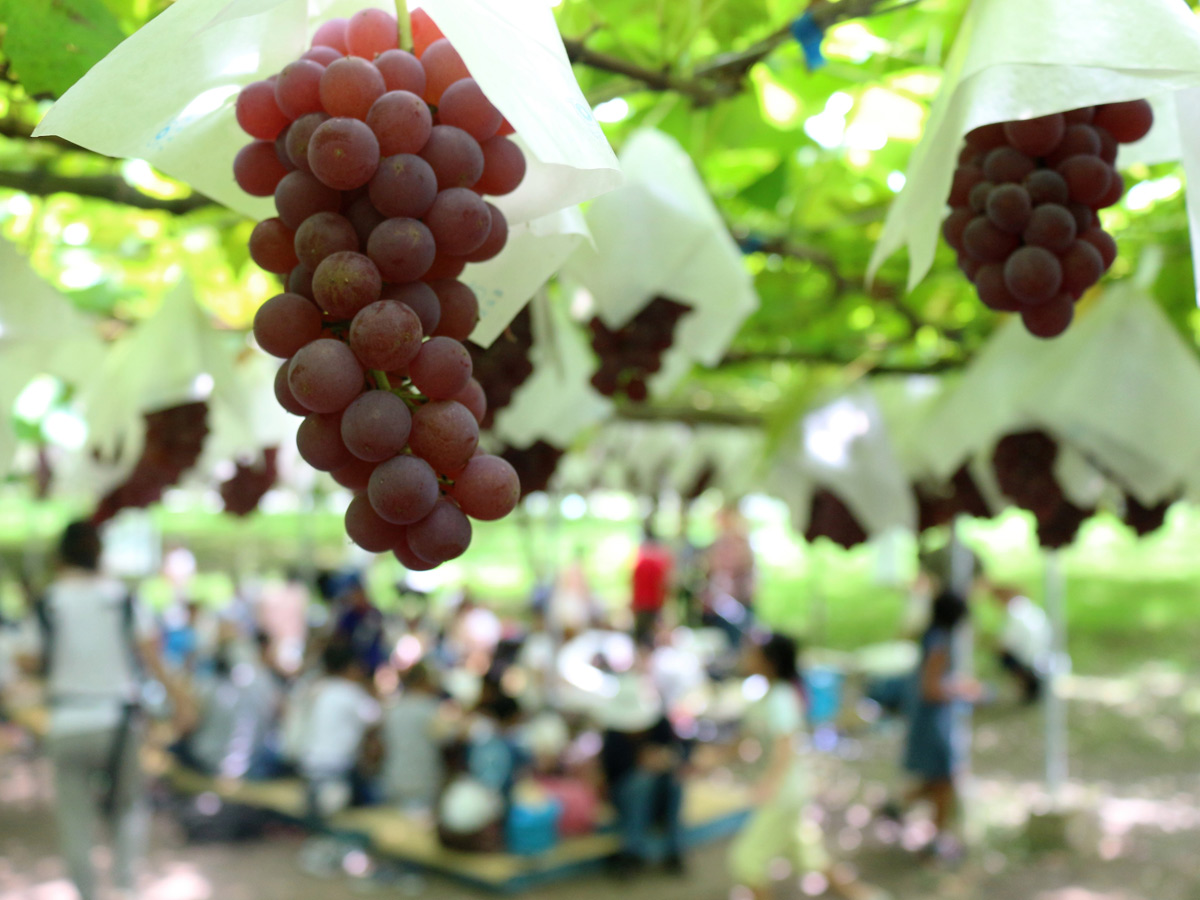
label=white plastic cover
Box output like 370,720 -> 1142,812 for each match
868,0 -> 1200,300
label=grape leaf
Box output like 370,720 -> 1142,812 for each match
0,0 -> 126,98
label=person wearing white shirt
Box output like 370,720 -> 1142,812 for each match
993,586 -> 1052,704
16,521 -> 193,900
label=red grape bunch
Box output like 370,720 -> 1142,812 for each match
220,447 -> 280,517
467,306 -> 534,429
589,296 -> 692,402
943,100 -> 1153,338
234,9 -> 526,570
93,402 -> 210,524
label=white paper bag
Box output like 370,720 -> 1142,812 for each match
33,0 -> 620,340
868,0 -> 1200,296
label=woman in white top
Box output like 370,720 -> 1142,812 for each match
19,521 -> 192,900
729,633 -> 886,900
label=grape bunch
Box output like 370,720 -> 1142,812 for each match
1122,493 -> 1174,537
467,307 -> 534,429
589,296 -> 691,402
499,441 -> 564,498
220,447 -> 280,517
943,100 -> 1153,338
93,402 -> 210,524
915,465 -> 990,532
992,430 -> 1092,548
235,9 -> 526,569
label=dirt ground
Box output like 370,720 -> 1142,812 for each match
3,663 -> 1200,900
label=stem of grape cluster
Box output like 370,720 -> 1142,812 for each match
395,0 -> 413,52
371,370 -> 391,390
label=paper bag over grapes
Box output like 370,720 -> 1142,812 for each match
868,0 -> 1200,338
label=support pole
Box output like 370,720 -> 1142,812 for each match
1043,550 -> 1068,805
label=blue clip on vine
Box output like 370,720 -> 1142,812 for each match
791,11 -> 827,71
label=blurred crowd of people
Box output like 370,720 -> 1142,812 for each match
0,511 -> 1054,900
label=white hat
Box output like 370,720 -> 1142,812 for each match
590,673 -> 664,733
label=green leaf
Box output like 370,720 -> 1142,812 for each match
0,0 -> 127,98
738,161 -> 787,210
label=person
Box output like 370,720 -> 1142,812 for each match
991,584 -> 1051,704
631,523 -> 673,645
597,664 -> 687,876
548,547 -> 597,639
381,662 -> 447,811
729,633 -> 884,900
17,520 -> 193,900
297,640 -> 381,823
888,590 -> 981,859
331,575 -> 388,677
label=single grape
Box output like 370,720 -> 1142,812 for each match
1096,127 -> 1118,164
285,112 -> 330,174
341,390 -> 413,461
1068,202 -> 1097,234
476,136 -> 526,196
253,292 -> 323,358
438,78 -> 502,141
1060,240 -> 1104,298
287,264 -> 316,301
1094,171 -> 1125,210
274,361 -> 310,415
294,211 -> 359,270
288,338 -> 365,413
423,253 -> 467,281
234,140 -> 289,196
236,81 -> 289,140
349,299 -> 424,370
430,280 -> 479,340
331,457 -> 377,492
420,125 -> 484,190
423,187 -> 491,256
420,38 -> 470,104
311,17 -> 349,53
368,454 -> 440,524
968,181 -> 994,214
346,8 -> 398,59
1063,106 -> 1095,124
274,60 -> 325,120
1002,114 -> 1065,157
369,153 -> 438,218
375,49 -> 426,94
407,499 -> 472,563
948,165 -> 984,207
313,250 -> 383,319
1045,124 -> 1102,167
297,411 -> 354,471
964,123 -> 1007,152
249,218 -> 299,273
463,203 -> 507,263
982,146 -> 1036,184
274,127 -> 294,170
344,194 -> 386,246
366,90 -> 433,157
382,282 -> 441,334
1022,204 -> 1077,254
962,216 -> 1019,263
958,145 -> 983,168
1057,155 -> 1112,205
408,399 -> 479,473
308,118 -> 381,190
344,493 -> 406,553
451,378 -> 487,425
366,217 -> 436,282
941,207 -> 973,253
1024,169 -> 1069,206
1080,227 -> 1118,271
449,455 -> 519,521
302,46 -> 343,66
394,530 -> 439,571
409,336 -> 473,399
320,56 -> 387,120
274,170 -> 342,229
1004,246 -> 1063,306
1022,294 -> 1074,338
985,183 -> 1032,234
973,263 -> 1021,312
1093,100 -> 1153,144
410,7 -> 445,57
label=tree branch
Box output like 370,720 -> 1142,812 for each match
615,404 -> 765,427
0,168 -> 219,215
717,348 -> 964,373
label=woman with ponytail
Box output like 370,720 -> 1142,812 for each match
729,631 -> 887,900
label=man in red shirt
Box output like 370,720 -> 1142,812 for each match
631,524 -> 673,645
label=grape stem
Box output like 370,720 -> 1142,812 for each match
395,0 -> 413,52
371,370 -> 391,390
